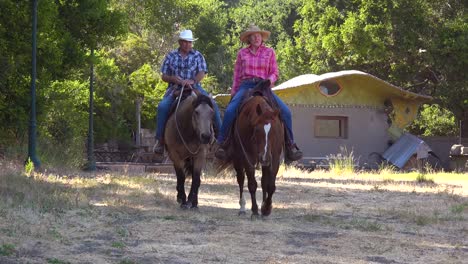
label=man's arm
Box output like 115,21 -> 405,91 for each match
162,74 -> 182,85
162,73 -> 202,87
193,71 -> 205,83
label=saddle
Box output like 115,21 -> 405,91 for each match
168,85 -> 195,116
243,81 -> 279,110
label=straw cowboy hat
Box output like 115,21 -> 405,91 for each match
239,24 -> 271,43
178,29 -> 197,42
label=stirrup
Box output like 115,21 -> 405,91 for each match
153,140 -> 164,154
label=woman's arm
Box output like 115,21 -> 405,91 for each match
267,49 -> 279,87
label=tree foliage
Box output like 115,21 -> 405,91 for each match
0,0 -> 466,165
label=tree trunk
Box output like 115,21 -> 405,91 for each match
135,97 -> 142,147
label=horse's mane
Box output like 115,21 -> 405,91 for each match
192,93 -> 213,109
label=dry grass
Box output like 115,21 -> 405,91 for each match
0,159 -> 467,264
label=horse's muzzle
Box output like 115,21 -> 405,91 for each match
259,153 -> 271,167
200,133 -> 211,144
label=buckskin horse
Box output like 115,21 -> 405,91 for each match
221,80 -> 284,218
164,88 -> 215,209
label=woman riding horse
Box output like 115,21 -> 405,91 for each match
215,24 -> 302,162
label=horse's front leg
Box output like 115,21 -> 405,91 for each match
245,166 -> 259,219
261,166 -> 275,217
174,167 -> 187,207
187,158 -> 203,209
234,162 -> 246,215
186,169 -> 201,209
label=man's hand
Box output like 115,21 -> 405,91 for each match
174,76 -> 183,85
180,79 -> 195,87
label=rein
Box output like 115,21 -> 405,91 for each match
235,119 -> 256,168
174,85 -> 200,155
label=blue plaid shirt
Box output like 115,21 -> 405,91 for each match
160,49 -> 207,88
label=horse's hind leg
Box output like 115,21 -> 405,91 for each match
261,166 -> 275,217
234,164 -> 246,215
175,167 -> 187,206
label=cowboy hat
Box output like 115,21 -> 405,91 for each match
239,24 -> 271,43
178,29 -> 197,42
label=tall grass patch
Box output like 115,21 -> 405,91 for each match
327,146 -> 356,174
0,172 -> 89,214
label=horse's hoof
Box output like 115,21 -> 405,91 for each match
261,204 -> 272,216
251,214 -> 260,221
261,210 -> 271,217
177,197 -> 184,204
238,211 -> 247,216
180,202 -> 191,210
261,214 -> 270,220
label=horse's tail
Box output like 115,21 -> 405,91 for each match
213,156 -> 234,176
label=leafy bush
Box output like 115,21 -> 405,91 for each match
409,104 -> 457,136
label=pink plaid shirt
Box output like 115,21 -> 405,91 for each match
231,44 -> 279,95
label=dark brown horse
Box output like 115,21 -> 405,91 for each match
222,80 -> 284,218
164,91 -> 214,209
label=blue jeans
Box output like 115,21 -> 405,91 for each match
217,80 -> 295,144
155,84 -> 222,140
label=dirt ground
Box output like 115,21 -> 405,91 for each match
0,166 -> 467,264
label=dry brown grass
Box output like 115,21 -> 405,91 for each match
0,159 -> 467,264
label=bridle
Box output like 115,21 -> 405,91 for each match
234,107 -> 274,169
174,84 -> 201,155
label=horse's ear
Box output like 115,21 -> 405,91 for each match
256,104 -> 263,116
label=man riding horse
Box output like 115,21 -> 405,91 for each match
215,24 -> 303,161
153,29 -> 222,154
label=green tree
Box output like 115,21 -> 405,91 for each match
128,63 -> 166,129
425,0 -> 468,136
293,0 -> 467,136
0,0 -> 74,144
294,0 -> 431,81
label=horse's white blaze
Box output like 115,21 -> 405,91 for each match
263,123 -> 271,160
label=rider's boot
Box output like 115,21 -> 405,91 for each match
214,142 -> 228,160
153,139 -> 164,154
284,130 -> 303,161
